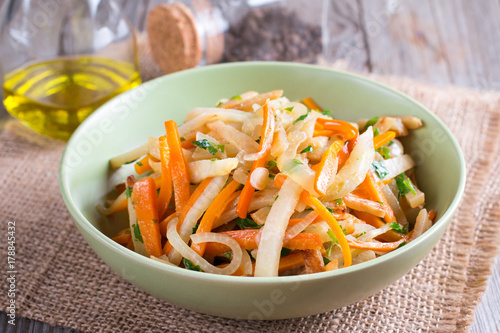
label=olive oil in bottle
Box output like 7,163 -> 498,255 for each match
3,57 -> 141,140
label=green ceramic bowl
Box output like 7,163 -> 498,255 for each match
59,62 -> 466,320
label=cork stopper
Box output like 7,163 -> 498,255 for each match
147,3 -> 202,74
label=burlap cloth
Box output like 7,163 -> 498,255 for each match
1,64 -> 500,332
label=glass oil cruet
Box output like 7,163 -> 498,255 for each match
0,0 -> 141,140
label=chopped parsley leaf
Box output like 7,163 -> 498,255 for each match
397,241 -> 407,249
323,256 -> 331,265
224,252 -> 232,259
395,173 -> 417,199
387,140 -> 394,146
247,250 -> 256,262
321,110 -> 334,118
268,174 -> 275,179
183,258 -> 202,271
123,159 -> 138,165
389,222 -> 408,234
192,224 -> 199,234
266,160 -> 277,170
327,229 -> 339,245
292,159 -> 303,165
377,146 -> 390,159
326,207 -> 334,214
300,145 -> 313,154
284,106 -> 294,112
364,116 -> 379,131
216,100 -> 224,107
136,161 -> 143,167
125,186 -> 133,198
124,229 -> 131,235
372,161 -> 388,179
373,128 -> 380,137
151,219 -> 158,224
335,199 -> 343,205
230,94 -> 242,100
280,248 -> 292,257
192,139 -> 225,155
356,231 -> 367,238
132,224 -> 143,243
211,158 -> 217,162
293,109 -> 311,124
256,136 -> 261,144
180,137 -> 186,142
236,184 -> 244,191
235,217 -> 262,230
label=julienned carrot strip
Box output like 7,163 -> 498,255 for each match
216,263 -> 255,276
362,171 -> 396,223
104,196 -> 128,215
203,230 -> 323,254
302,97 -> 323,111
318,119 -> 358,141
236,103 -> 275,218
159,211 -> 180,237
428,209 -> 437,222
134,155 -> 152,175
112,227 -> 131,245
373,130 -> 396,149
162,178 -> 213,255
165,120 -> 191,211
216,190 -> 241,218
313,140 -> 345,195
299,192 -> 352,267
157,137 -> 172,219
313,129 -> 333,137
352,210 -> 402,242
347,231 -> 413,252
192,180 -> 241,256
278,251 -> 305,273
273,174 -> 288,188
379,179 -> 394,186
132,177 -> 163,257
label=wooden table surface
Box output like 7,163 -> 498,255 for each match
1,0 -> 499,332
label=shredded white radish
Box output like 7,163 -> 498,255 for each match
233,166 -> 250,184
150,255 -> 176,266
169,175 -> 228,265
239,247 -> 253,276
251,206 -> 271,225
284,211 -> 318,242
270,122 -> 289,158
250,167 -> 269,190
399,115 -> 422,129
276,131 -> 306,170
147,136 -> 160,160
410,209 -> 432,241
97,190 -> 127,215
187,158 -> 238,183
404,178 -> 425,208
281,159 -> 317,195
255,178 -> 302,277
382,185 -> 409,228
357,223 -> 392,242
375,154 -> 415,180
207,120 -> 259,154
324,129 -> 375,200
110,142 -> 149,169
167,218 -> 241,275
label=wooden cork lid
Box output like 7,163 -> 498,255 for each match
147,3 -> 202,74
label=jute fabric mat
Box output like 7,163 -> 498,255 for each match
1,68 -> 499,332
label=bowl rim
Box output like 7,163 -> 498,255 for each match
59,61 -> 467,284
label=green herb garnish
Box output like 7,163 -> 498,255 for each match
364,116 -> 379,131
321,110 -> 334,118
280,248 -> 292,257
192,139 -> 225,155
224,252 -> 232,259
300,145 -> 313,154
151,219 -> 158,224
230,95 -> 242,100
389,222 -> 408,234
373,128 -> 380,137
247,250 -> 255,262
327,229 -> 339,245
397,241 -> 407,249
356,231 -> 367,238
377,146 -> 390,159
293,109 -> 311,124
323,257 -> 331,265
183,258 -> 202,271
180,137 -> 186,142
335,199 -> 343,205
326,207 -> 334,214
275,195 -> 279,201
292,159 -> 303,165
136,161 -> 143,167
266,160 -> 277,170
395,173 -> 417,199
235,217 -> 262,230
192,224 -> 199,234
372,161 -> 388,179
284,106 -> 294,112
132,224 -> 143,243
125,186 -> 133,198
387,140 -> 394,146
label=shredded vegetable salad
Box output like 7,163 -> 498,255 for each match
100,90 -> 436,277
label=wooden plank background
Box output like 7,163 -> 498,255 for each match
1,0 -> 499,331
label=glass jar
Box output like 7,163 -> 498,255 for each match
0,0 -> 141,140
146,0 -> 324,74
